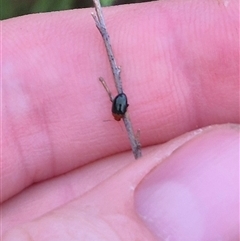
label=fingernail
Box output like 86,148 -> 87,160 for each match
134,126 -> 239,240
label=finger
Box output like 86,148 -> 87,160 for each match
3,125 -> 239,240
135,124 -> 239,240
3,122 -> 202,239
3,0 -> 238,201
2,153 -> 133,233
2,122 -> 198,233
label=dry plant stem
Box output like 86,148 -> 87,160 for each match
99,77 -> 114,102
123,114 -> 142,159
92,0 -> 142,159
91,0 -> 122,93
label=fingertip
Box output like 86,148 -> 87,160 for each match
135,125 -> 239,240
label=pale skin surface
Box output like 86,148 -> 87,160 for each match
2,0 -> 239,240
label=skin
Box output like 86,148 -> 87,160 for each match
2,0 -> 239,240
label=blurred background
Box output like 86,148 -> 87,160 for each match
1,0 -> 153,20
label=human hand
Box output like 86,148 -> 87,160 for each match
2,0 -> 239,240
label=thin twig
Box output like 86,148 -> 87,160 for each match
99,77 -> 114,102
91,1 -> 122,93
92,0 -> 142,159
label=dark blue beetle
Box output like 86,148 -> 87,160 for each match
112,93 -> 129,121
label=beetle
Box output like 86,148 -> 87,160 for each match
99,77 -> 129,121
112,93 -> 129,121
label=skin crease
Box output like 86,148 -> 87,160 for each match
2,0 -> 239,240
